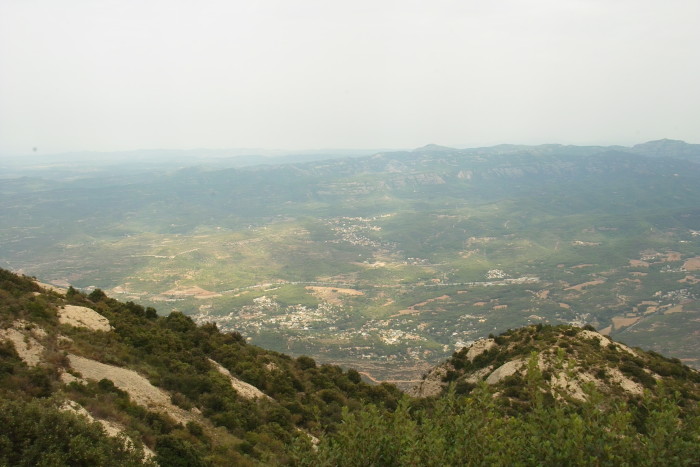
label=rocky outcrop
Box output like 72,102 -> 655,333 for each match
409,325 -> 698,403
466,338 -> 495,361
60,400 -> 156,459
58,305 -> 113,332
208,358 -> 271,400
485,358 -> 526,385
0,321 -> 46,367
67,354 -> 196,425
408,364 -> 451,398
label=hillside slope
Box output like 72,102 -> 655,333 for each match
0,269 -> 401,465
2,268 -> 699,465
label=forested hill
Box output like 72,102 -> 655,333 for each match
1,268 -> 699,465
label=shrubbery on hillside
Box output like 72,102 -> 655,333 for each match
0,398 -> 151,466
295,379 -> 700,466
0,270 -> 402,465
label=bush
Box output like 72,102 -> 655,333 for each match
0,399 -> 151,466
88,289 -> 107,302
347,369 -> 361,384
296,356 -> 317,370
295,386 -> 700,466
155,435 -> 207,467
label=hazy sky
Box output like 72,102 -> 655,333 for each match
1,0 -> 699,155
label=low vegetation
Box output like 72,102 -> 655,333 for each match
0,269 -> 401,465
296,381 -> 700,466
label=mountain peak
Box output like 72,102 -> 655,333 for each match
632,138 -> 699,158
412,143 -> 458,153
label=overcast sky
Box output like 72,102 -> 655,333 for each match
1,0 -> 699,156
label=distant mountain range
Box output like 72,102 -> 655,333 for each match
2,139 -> 697,178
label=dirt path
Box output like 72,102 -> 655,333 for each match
357,371 -> 420,385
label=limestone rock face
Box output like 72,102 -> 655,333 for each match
485,358 -> 526,385
0,322 -> 46,367
58,305 -> 113,332
466,338 -> 496,361
67,354 -> 196,425
208,358 -> 271,400
408,364 -> 451,398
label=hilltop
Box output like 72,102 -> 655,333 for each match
411,324 -> 700,403
1,268 -> 699,465
631,138 -> 700,160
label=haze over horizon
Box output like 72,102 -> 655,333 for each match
1,0 -> 699,156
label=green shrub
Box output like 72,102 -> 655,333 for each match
0,399 -> 151,466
